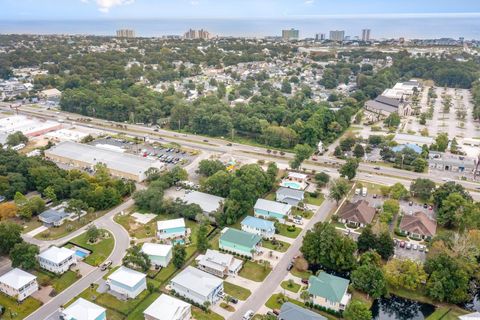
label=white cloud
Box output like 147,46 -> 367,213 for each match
95,0 -> 135,13
304,0 -> 314,4
190,0 -> 199,6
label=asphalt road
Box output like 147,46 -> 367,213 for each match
23,199 -> 133,320
4,103 -> 479,199
230,199 -> 336,320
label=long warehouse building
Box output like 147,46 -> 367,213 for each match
44,141 -> 162,182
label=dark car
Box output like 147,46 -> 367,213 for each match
374,166 -> 381,170
423,203 -> 428,209
287,262 -> 293,271
230,297 -> 238,304
227,143 -> 233,146
301,278 -> 309,285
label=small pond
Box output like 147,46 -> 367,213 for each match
371,295 -> 436,320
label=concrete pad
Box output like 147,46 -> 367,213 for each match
131,212 -> 156,224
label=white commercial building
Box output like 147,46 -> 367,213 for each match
61,298 -> 107,320
183,191 -> 225,219
170,266 -> 223,305
0,268 -> 38,301
107,266 -> 147,299
38,246 -> 76,274
45,141 -> 163,182
143,294 -> 191,320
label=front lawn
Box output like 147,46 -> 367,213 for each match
265,293 -> 303,310
281,280 -> 301,293
239,260 -> 271,282
192,307 -> 224,320
305,193 -> 325,206
224,281 -> 251,300
276,223 -> 301,238
69,229 -> 114,266
262,239 -> 290,252
290,267 -> 312,279
0,295 -> 42,320
35,269 -> 80,293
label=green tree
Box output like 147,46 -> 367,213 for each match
314,172 -> 330,188
339,158 -> 359,180
0,222 -> 23,255
6,131 -> 28,146
10,242 -> 39,270
376,232 -> 395,260
412,157 -> 428,173
410,178 -> 435,200
382,199 -> 399,223
197,160 -> 226,177
389,183 -> 409,200
353,144 -> 365,158
86,225 -> 101,243
351,263 -> 387,299
44,185 -> 57,203
172,244 -> 186,269
201,170 -> 232,198
290,144 -> 313,169
281,80 -> 292,94
437,192 -> 471,228
384,113 -> 401,128
123,245 -> 151,272
196,220 -> 210,253
434,133 -> 449,152
301,222 -> 357,272
343,300 -> 372,320
384,259 -> 427,291
357,225 -> 377,253
328,178 -> 350,205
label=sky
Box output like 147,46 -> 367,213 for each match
2,0 -> 480,20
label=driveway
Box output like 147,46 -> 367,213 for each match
230,199 -> 336,320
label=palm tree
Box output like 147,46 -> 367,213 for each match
300,289 -> 311,303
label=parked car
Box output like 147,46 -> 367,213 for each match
230,297 -> 238,304
227,143 -> 233,146
287,262 -> 293,271
100,260 -> 112,271
406,243 -> 412,250
413,244 -> 418,250
399,241 -> 406,248
273,309 -> 280,316
409,201 -> 413,206
301,278 -> 309,285
374,166 -> 380,170
243,310 -> 254,320
419,246 -> 425,252
423,203 -> 428,209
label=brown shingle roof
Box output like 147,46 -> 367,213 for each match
399,211 -> 437,237
337,200 -> 376,225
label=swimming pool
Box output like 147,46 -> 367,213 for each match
281,181 -> 302,190
75,250 -> 88,259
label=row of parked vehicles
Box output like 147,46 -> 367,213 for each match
395,239 -> 428,252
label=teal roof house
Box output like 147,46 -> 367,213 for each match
308,272 -> 351,311
219,227 -> 261,258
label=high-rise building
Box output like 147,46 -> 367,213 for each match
329,30 -> 345,42
116,29 -> 135,38
184,28 -> 211,40
282,29 -> 300,41
315,33 -> 326,41
362,29 -> 371,42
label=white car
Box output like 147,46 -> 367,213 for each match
243,310 -> 254,320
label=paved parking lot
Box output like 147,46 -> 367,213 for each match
91,137 -> 195,168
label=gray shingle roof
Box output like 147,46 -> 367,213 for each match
279,302 -> 327,320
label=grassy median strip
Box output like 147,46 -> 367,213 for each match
224,281 -> 251,300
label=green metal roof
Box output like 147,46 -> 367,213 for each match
220,228 -> 261,248
308,272 -> 349,303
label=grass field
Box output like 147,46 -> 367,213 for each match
192,307 -> 225,320
426,307 -> 469,320
262,238 -> 290,252
224,281 -> 252,300
0,295 -> 42,320
69,229 -> 114,266
281,280 -> 301,293
239,260 -> 271,282
265,293 -> 304,310
305,193 -> 325,206
276,223 -> 301,238
35,269 -> 79,293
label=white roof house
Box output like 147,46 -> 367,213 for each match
0,268 -> 36,290
141,242 -> 172,257
183,191 -> 225,214
108,266 -> 146,288
157,218 -> 185,230
143,294 -> 191,320
170,266 -> 223,304
196,249 -> 243,278
254,199 -> 292,216
38,246 -> 75,264
288,172 -> 308,180
41,88 -> 61,98
61,298 -> 106,320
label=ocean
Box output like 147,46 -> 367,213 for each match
0,17 -> 479,39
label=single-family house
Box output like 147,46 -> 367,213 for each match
183,191 -> 225,219
308,272 -> 351,312
0,268 -> 38,301
241,216 -> 276,239
279,302 -> 327,320
157,218 -> 187,241
38,246 -> 76,274
141,243 -> 172,268
195,249 -> 243,278
399,211 -> 437,240
61,298 -> 106,320
38,208 -> 70,227
276,187 -> 304,206
170,266 -> 223,305
107,266 -> 147,299
144,294 -> 191,320
254,199 -> 292,223
219,227 -> 261,258
337,200 -> 376,227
